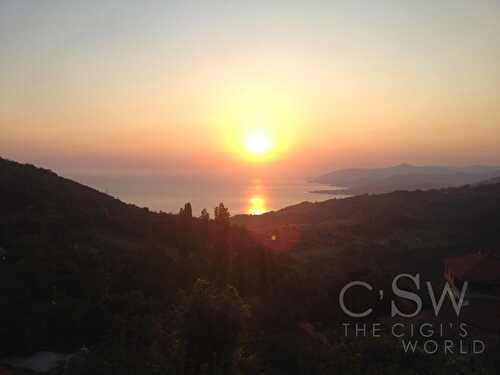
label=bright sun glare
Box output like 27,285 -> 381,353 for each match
214,87 -> 300,163
245,131 -> 272,155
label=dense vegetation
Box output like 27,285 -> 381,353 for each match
1,158 -> 499,374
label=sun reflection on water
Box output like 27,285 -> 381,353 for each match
247,195 -> 267,215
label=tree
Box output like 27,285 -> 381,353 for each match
212,203 -> 232,283
180,202 -> 192,218
199,208 -> 210,221
176,279 -> 250,375
214,203 -> 230,227
178,202 -> 194,256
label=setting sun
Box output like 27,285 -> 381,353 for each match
245,132 -> 273,155
211,85 -> 302,165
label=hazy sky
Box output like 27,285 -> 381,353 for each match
1,0 -> 499,176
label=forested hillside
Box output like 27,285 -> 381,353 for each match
1,158 -> 498,374
0,158 -> 270,373
233,182 -> 500,251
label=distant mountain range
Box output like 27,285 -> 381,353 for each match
311,163 -> 500,195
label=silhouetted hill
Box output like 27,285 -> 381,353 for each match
1,158 -> 498,373
478,175 -> 500,186
0,157 -> 184,256
233,183 -> 500,252
0,157 -> 266,359
312,163 -> 500,194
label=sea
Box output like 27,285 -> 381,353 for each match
69,174 -> 349,216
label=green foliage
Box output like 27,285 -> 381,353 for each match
175,279 -> 251,374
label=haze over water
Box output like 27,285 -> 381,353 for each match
70,174 -> 346,215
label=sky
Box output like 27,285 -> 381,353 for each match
1,0 -> 499,177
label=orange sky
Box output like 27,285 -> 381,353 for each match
1,1 -> 499,176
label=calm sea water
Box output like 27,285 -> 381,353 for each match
70,175 -> 348,215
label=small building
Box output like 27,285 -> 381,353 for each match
444,253 -> 500,300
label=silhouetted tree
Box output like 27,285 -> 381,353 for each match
212,203 -> 232,284
180,202 -> 193,218
199,208 -> 210,221
214,203 -> 230,227
178,202 -> 194,255
184,202 -> 193,218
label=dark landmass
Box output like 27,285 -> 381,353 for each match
309,189 -> 352,195
1,157 -> 499,374
312,163 -> 500,195
479,175 -> 500,186
234,182 -> 500,240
